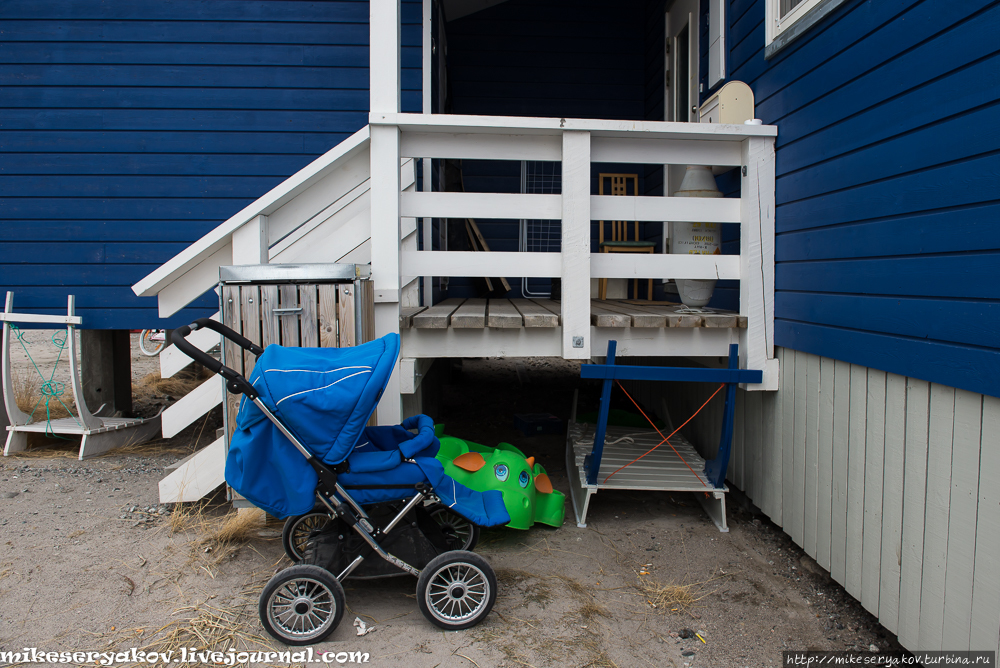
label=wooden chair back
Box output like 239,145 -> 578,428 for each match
598,173 -> 640,244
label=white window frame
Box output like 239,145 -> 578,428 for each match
765,0 -> 850,59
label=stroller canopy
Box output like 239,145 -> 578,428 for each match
237,333 -> 401,466
226,332 -> 511,525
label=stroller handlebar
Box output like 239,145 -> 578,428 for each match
171,318 -> 263,399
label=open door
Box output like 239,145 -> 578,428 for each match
665,0 -> 701,203
665,0 -> 700,125
663,0 -> 701,265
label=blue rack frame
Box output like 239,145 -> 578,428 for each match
580,341 -> 763,488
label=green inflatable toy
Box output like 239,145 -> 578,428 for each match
434,427 -> 566,530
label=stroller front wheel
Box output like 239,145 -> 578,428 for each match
259,565 -> 345,645
417,550 -> 497,630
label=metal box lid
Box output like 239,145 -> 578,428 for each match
219,263 -> 369,284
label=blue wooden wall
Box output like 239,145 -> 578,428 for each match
0,0 -> 422,329
708,0 -> 1000,397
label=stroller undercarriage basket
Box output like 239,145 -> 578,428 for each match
172,319 -> 506,645
300,501 -> 474,579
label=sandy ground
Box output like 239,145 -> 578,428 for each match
0,341 -> 904,668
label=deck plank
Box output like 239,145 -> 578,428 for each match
589,301 -> 631,328
451,298 -> 487,328
702,312 -> 739,327
412,298 -> 464,329
512,299 -> 559,327
591,300 -> 665,327
625,300 -> 746,328
399,306 -> 427,329
487,299 -> 523,328
622,302 -> 705,327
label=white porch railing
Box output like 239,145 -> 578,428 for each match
368,113 -> 777,388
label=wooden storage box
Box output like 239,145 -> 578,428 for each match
218,263 -> 375,457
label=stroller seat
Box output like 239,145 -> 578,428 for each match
225,336 -> 510,528
341,418 -> 510,527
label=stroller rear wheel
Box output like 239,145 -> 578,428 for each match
428,505 -> 480,551
417,550 -> 496,630
282,510 -> 333,562
259,565 -> 345,645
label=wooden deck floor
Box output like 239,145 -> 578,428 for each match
401,299 -> 747,330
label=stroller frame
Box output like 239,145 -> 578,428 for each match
172,318 -> 497,644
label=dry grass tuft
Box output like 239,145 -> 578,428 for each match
636,574 -> 720,614
167,504 -> 269,565
134,367 -> 211,403
12,366 -> 75,419
580,634 -> 619,668
577,601 -> 609,620
130,579 -> 277,667
495,567 -> 541,586
552,573 -> 590,598
167,501 -> 210,535
207,508 -> 267,545
6,440 -> 81,458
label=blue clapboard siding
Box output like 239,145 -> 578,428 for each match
708,0 -> 1000,398
0,0 -> 422,329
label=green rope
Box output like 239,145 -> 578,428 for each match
11,325 -> 80,437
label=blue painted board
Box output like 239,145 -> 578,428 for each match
0,265 -> 179,285
776,153 -> 1000,233
0,243 -> 193,264
2,87 -> 372,111
775,254 -> 1000,299
0,43 -> 372,66
757,2 -> 995,123
1,1 -> 372,21
582,364 -> 762,384
0,176 -> 287,198
775,56 -> 1000,176
0,131 -> 359,154
0,109 -> 372,132
2,154 -> 317,176
775,320 -> 1000,400
776,102 -> 1000,204
776,293 -> 1000,350
0,21 -> 370,44
0,198 -> 260,220
0,221 -> 227,242
777,204 -> 1000,261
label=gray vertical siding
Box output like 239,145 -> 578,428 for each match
629,349 -> 999,652
732,350 -> 1000,653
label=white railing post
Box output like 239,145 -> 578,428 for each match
370,123 -> 403,424
740,135 -> 778,390
231,214 -> 268,264
370,0 -> 400,114
561,131 -> 592,360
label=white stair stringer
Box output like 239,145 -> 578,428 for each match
161,376 -> 222,439
137,133 -> 425,504
159,436 -> 226,503
159,312 -> 221,379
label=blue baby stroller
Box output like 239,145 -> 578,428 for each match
172,320 -> 511,645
